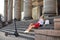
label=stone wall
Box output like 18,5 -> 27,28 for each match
32,7 -> 40,20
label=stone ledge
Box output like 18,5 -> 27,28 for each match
35,30 -> 60,36
54,18 -> 60,22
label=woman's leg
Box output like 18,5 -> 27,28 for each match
24,23 -> 35,33
25,25 -> 35,32
25,23 -> 33,31
28,23 -> 34,27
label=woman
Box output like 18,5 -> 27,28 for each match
24,15 -> 44,33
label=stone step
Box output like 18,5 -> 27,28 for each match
2,27 -> 34,32
2,24 -> 54,32
0,23 -> 3,27
40,25 -> 54,29
0,28 -> 35,35
3,24 -> 29,29
0,29 -> 35,39
0,31 -> 34,40
0,19 -> 54,40
4,22 -> 54,29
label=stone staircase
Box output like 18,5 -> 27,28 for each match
0,22 -> 2,28
0,19 -> 54,40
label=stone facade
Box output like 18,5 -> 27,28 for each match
4,0 -> 59,21
7,0 -> 13,22
14,0 -> 21,20
23,0 -> 32,20
4,0 -> 8,22
43,0 -> 57,16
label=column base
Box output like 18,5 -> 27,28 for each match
24,17 -> 33,20
14,18 -> 20,21
44,13 -> 56,17
7,20 -> 13,24
17,19 -> 20,21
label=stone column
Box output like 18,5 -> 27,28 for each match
14,0 -> 21,21
23,0 -> 32,20
4,0 -> 8,22
43,0 -> 57,16
7,0 -> 13,23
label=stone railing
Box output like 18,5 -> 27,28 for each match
35,30 -> 60,40
54,18 -> 60,30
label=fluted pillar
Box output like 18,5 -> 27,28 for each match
23,0 -> 32,20
4,0 -> 8,22
14,0 -> 21,21
7,0 -> 13,22
43,0 -> 57,16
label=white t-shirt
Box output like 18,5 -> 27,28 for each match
38,19 -> 44,25
45,20 -> 49,24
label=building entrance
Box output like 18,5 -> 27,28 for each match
58,0 -> 60,15
40,6 -> 43,16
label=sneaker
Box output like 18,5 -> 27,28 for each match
24,31 -> 29,33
